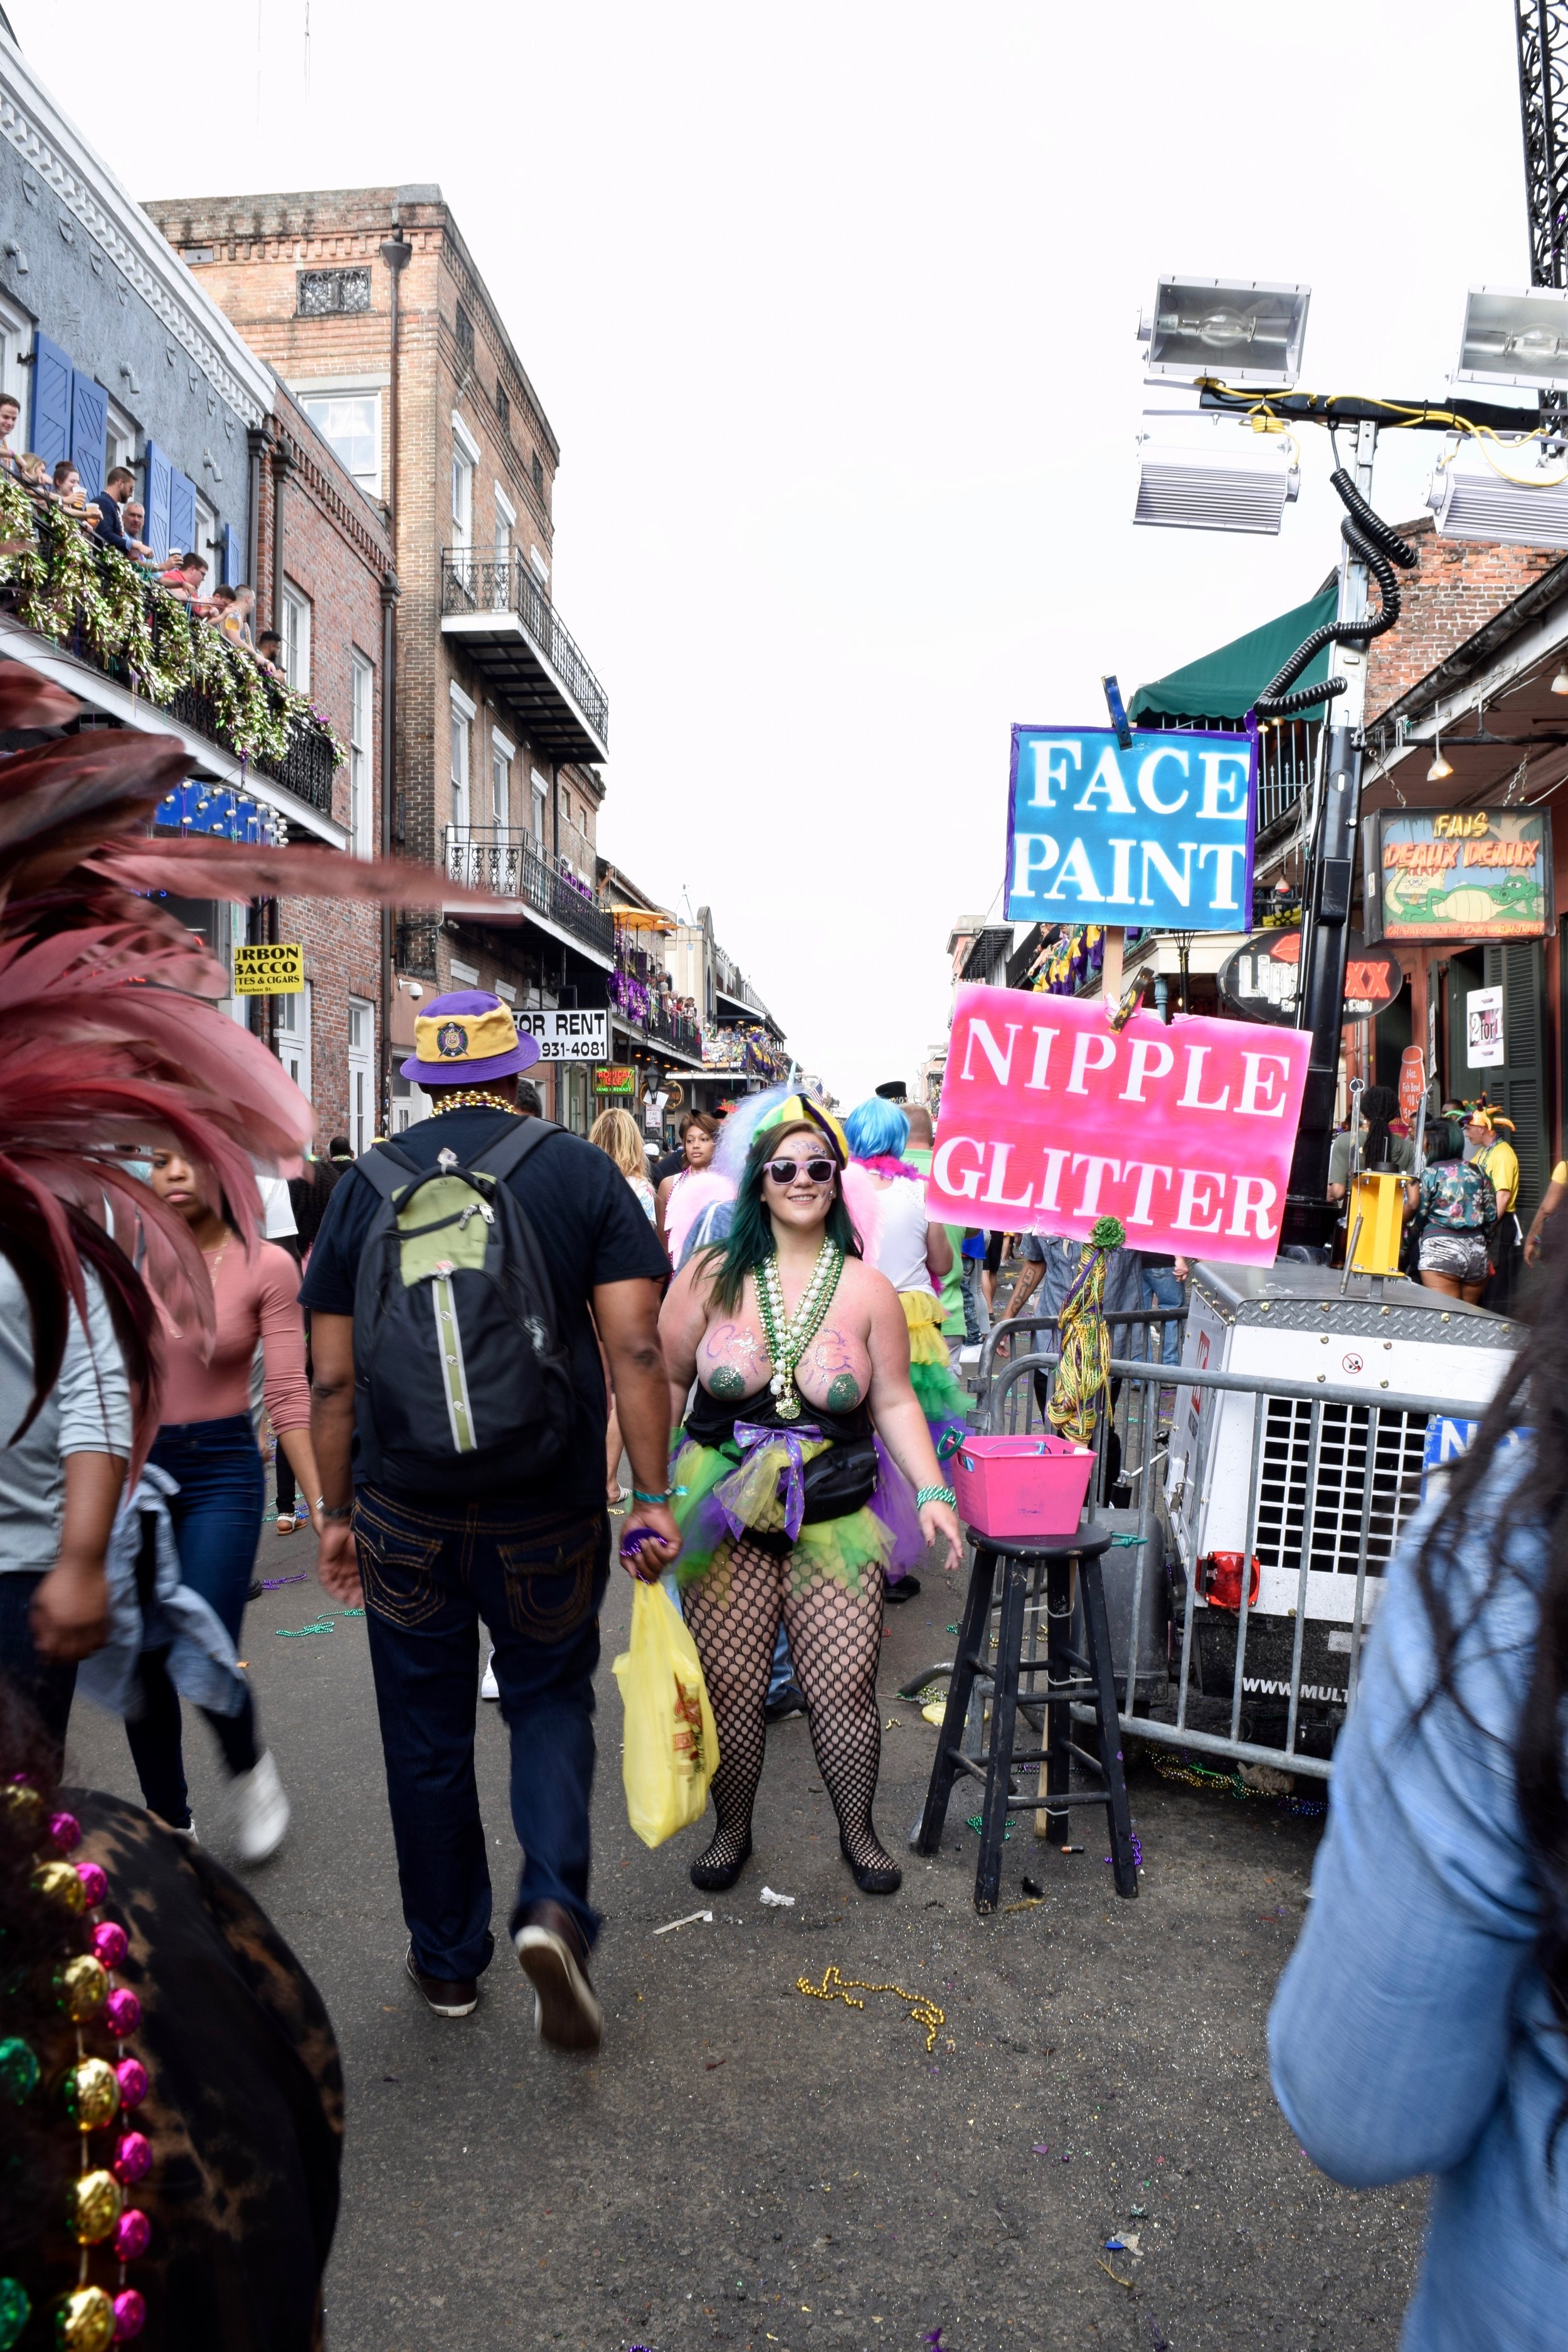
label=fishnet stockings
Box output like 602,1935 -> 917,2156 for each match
683,1537 -> 895,1880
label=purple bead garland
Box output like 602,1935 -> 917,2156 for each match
92,1922 -> 127,1970
103,1989 -> 140,2039
112,2287 -> 146,2341
37,1830 -> 154,2342
114,2058 -> 147,2107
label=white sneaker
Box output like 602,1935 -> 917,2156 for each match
228,1750 -> 290,1865
480,1651 -> 500,1701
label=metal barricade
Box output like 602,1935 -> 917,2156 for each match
973,1308 -> 1189,1434
973,1352 -> 1494,1783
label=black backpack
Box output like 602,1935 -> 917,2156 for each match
350,1116 -> 576,1496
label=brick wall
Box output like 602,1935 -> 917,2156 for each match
255,383 -> 392,1142
144,188 -> 593,1008
146,187 -> 615,1132
1366,518 -> 1562,720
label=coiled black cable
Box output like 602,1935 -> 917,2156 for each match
1254,469 -> 1419,720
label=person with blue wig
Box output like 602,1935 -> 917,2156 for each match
842,1096 -> 969,1459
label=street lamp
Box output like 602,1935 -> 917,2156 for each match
1426,442 -> 1568,547
1129,277 -> 1548,1247
1133,430 -> 1300,533
1454,284 -> 1568,391
1137,275 -> 1311,388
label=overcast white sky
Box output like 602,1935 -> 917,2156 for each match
14,1 -> 1528,1103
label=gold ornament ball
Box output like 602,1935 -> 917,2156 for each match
31,1860 -> 86,1914
66,2168 -> 122,2245
0,1780 -> 43,1835
63,2056 -> 120,2132
53,1956 -> 107,2022
52,2285 -> 115,2352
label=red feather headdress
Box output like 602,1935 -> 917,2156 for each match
0,669 -> 492,1458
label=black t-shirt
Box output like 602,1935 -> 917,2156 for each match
299,1110 -> 668,1507
652,1148 -> 685,1187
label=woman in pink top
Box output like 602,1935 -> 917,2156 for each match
125,1148 -> 322,1863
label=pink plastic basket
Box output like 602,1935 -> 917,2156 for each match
950,1432 -> 1096,1544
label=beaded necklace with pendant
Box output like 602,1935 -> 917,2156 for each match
755,1238 -> 843,1422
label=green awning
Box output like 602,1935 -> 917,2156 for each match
1129,583 -> 1338,724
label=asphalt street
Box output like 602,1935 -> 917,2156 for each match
64,1523 -> 1425,2352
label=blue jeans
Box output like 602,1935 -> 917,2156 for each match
1142,1266 -> 1185,1367
0,1571 -> 76,1754
768,1622 -> 796,1702
125,1414 -> 264,1826
354,1484 -> 610,1980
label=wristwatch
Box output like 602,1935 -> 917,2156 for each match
318,1498 -> 353,1523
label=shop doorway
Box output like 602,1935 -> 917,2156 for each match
1444,940 -> 1548,1226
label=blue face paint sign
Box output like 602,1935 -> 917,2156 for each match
1005,724 -> 1257,931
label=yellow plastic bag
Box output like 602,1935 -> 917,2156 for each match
611,1580 -> 719,1848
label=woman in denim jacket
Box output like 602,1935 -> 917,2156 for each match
1269,1281 -> 1568,2345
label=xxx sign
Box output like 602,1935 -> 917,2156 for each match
1005,724 -> 1256,930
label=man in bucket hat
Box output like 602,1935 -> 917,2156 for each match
302,991 -> 678,2045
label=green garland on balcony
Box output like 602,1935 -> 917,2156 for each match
0,477 -> 343,771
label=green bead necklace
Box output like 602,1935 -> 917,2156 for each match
755,1237 -> 844,1422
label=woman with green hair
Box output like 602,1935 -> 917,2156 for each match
659,1096 -> 963,1896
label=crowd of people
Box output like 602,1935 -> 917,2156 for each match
3,755 -> 1567,2341
0,392 -> 284,680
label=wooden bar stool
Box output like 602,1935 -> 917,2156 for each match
912,1527 -> 1140,1913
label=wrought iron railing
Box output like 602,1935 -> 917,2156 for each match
1257,719 -> 1320,834
647,993 -> 703,1057
167,681 -> 336,813
21,615 -> 339,817
440,552 -> 609,748
442,826 -> 615,958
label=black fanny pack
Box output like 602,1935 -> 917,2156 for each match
797,1435 -> 880,1524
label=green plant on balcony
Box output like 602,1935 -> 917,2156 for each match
0,471 -> 342,771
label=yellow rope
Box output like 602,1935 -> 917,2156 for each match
794,1964 -> 946,2054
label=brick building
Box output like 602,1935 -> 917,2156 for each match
1365,520 -> 1561,718
258,382 -> 394,1149
0,24 -> 398,1157
144,183 -> 615,1132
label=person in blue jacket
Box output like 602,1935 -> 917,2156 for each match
1268,1293 -> 1568,2347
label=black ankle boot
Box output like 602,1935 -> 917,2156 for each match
691,1833 -> 753,1893
839,1835 -> 901,1896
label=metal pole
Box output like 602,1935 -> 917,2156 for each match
1283,416 -> 1377,1252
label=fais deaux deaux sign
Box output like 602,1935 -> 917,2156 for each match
928,983 -> 1311,1266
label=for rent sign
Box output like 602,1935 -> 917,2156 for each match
928,983 -> 1310,1264
1005,724 -> 1255,929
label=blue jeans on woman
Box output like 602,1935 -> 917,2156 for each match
124,1414 -> 264,1828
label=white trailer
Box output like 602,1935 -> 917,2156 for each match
1162,1261 -> 1523,1729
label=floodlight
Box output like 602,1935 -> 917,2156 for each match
1426,446 -> 1568,549
1134,434 -> 1300,534
1137,276 -> 1310,388
1455,285 -> 1568,392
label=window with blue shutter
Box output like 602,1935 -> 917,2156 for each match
68,373 -> 107,501
167,470 -> 196,563
143,441 -> 171,563
29,332 -> 72,470
222,519 -> 244,588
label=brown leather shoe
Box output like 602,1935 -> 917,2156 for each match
514,1900 -> 603,2052
405,1942 -> 479,2019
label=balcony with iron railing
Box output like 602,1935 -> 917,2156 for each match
608,926 -> 704,1059
442,826 -> 616,960
440,550 -> 609,765
0,533 -> 339,817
